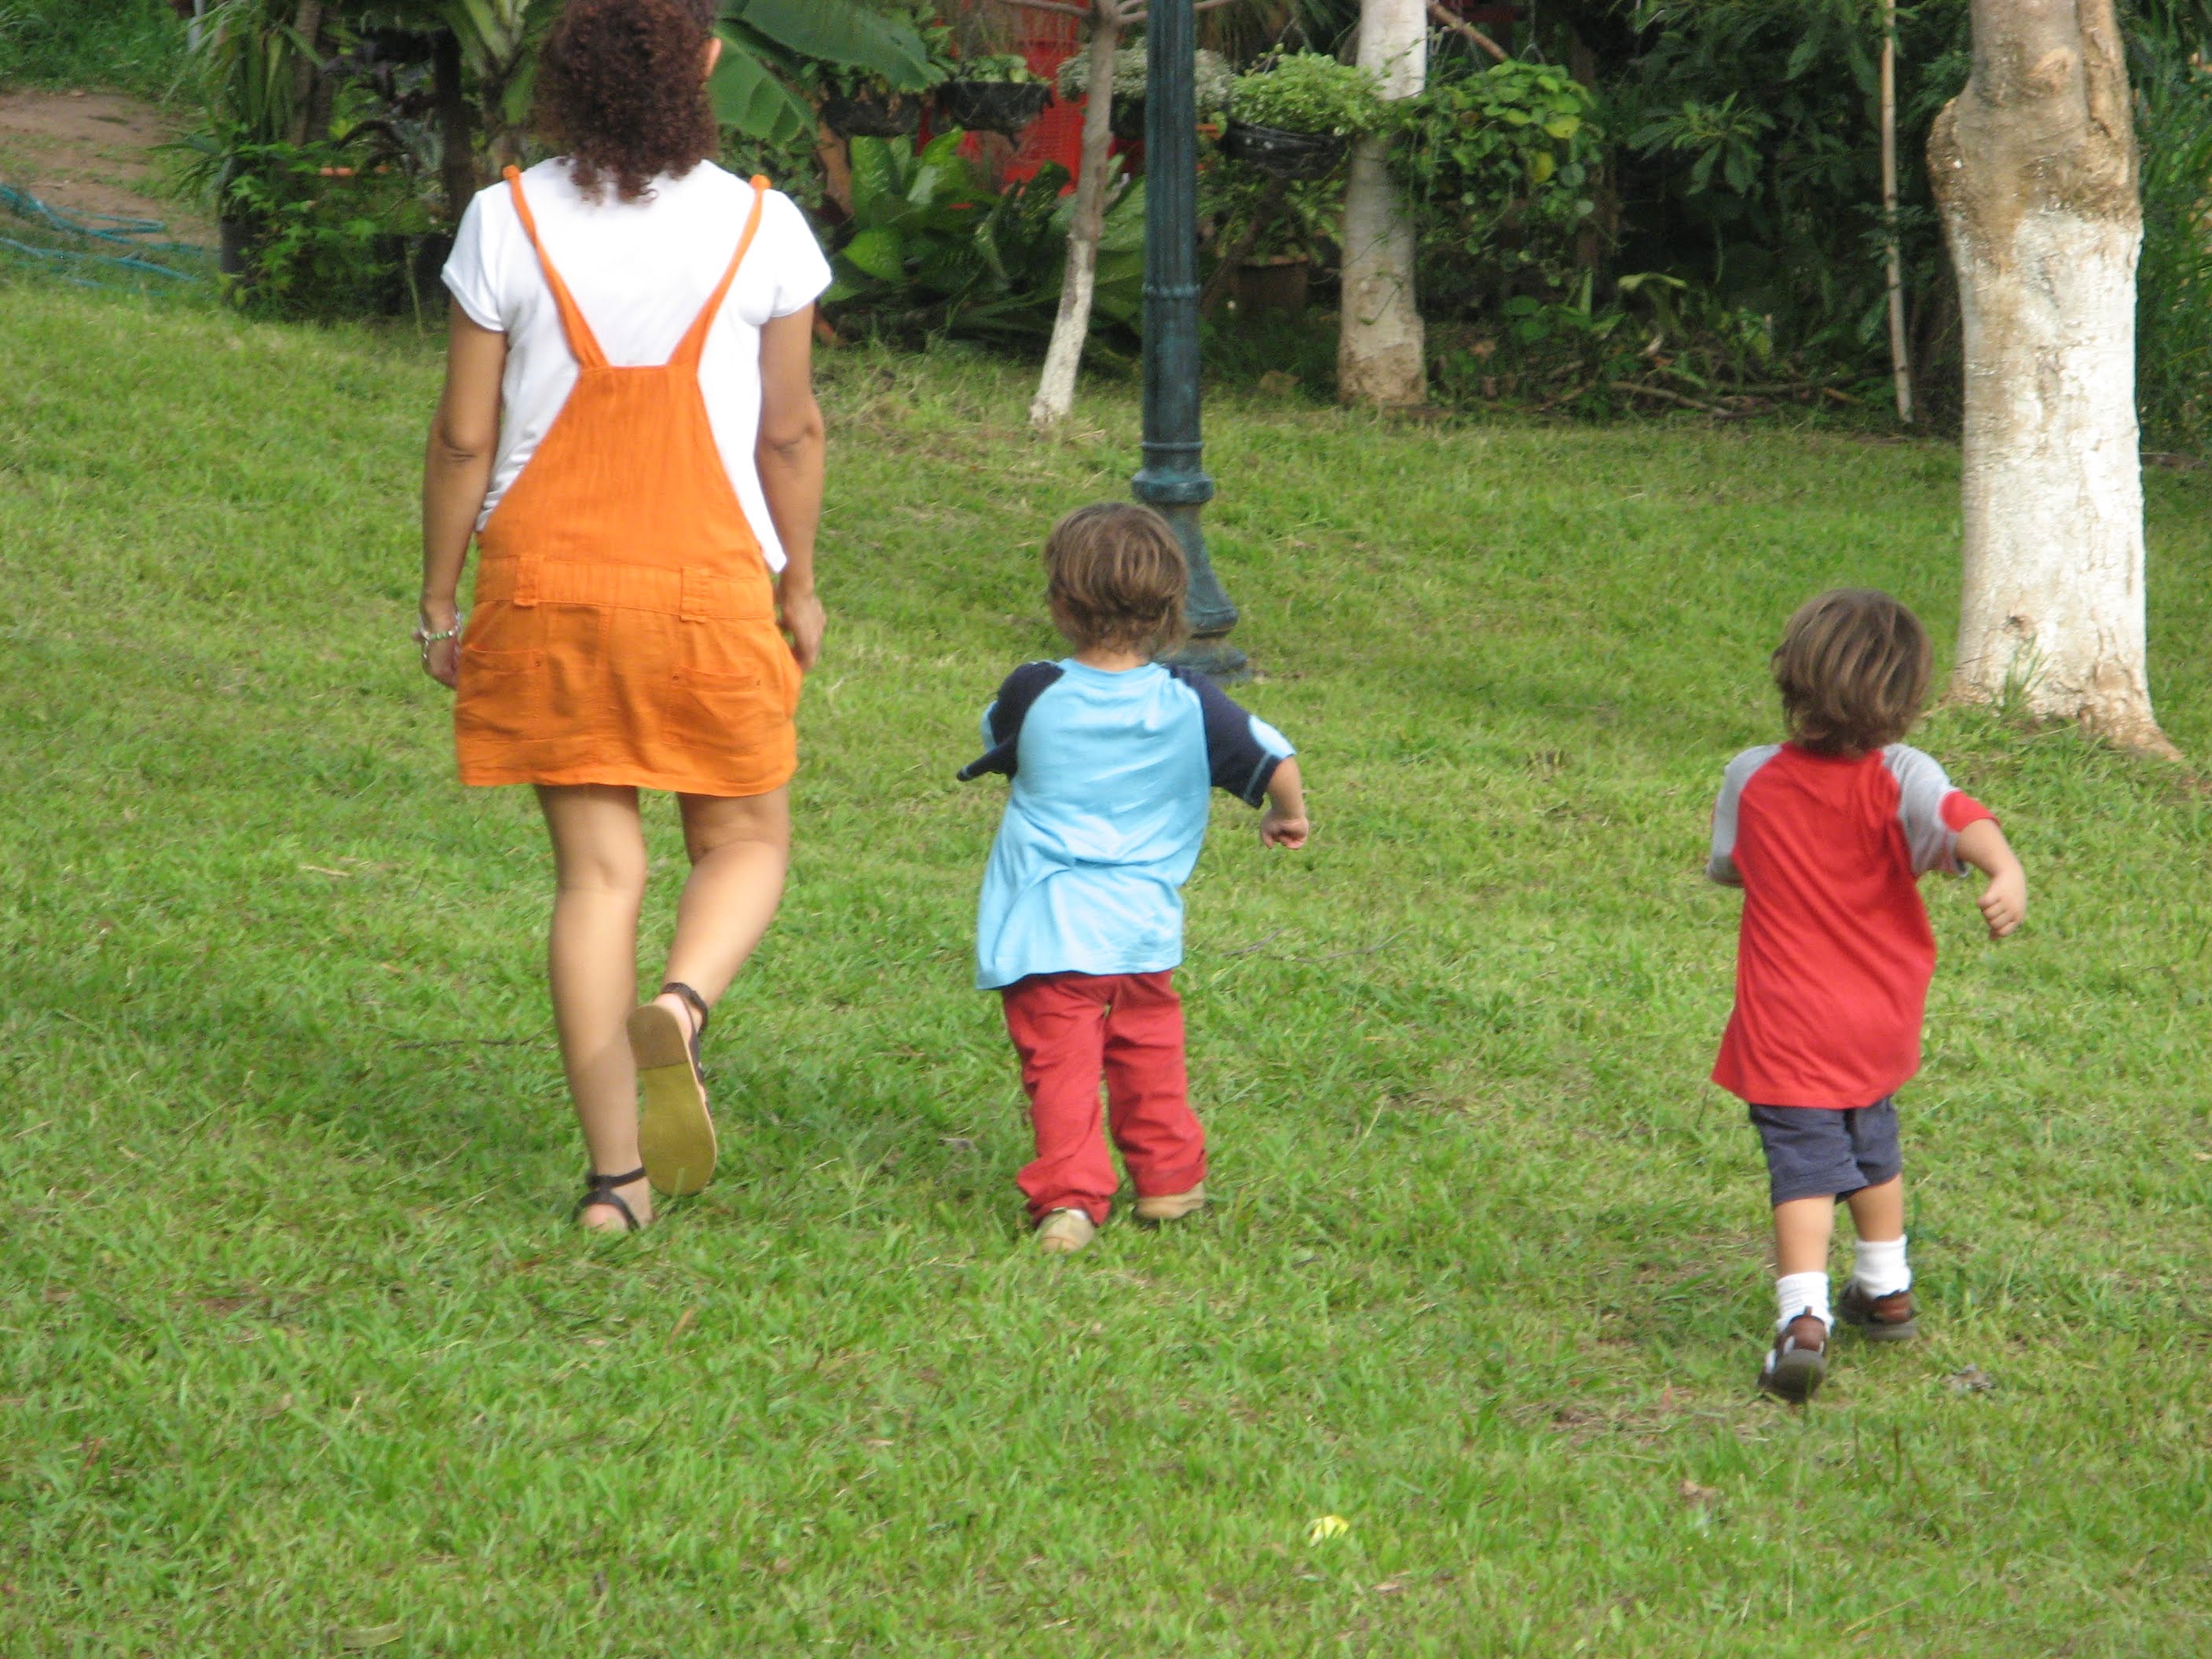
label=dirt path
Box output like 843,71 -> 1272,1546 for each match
0,89 -> 215,247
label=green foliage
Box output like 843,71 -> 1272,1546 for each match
954,50 -> 1035,85
1057,42 -> 1233,113
1201,163 -> 1341,265
1392,58 -> 1600,310
713,0 -> 939,142
214,135 -> 434,317
1226,49 -> 1383,137
823,131 -> 1144,349
0,0 -> 189,100
1601,0 -> 1970,389
2131,26 -> 2212,453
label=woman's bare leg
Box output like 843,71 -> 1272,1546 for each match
646,786 -> 792,1036
537,782 -> 653,1231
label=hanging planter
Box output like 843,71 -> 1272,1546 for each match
936,79 -> 1052,137
1219,120 -> 1347,180
822,93 -> 921,139
1111,97 -> 1148,142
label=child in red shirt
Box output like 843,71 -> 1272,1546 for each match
1708,590 -> 2026,1401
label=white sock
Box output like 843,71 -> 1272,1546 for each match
1776,1270 -> 1831,1331
1852,1234 -> 1911,1298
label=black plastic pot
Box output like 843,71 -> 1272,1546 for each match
822,94 -> 921,138
936,79 -> 1052,137
1220,121 -> 1348,180
1110,98 -> 1148,142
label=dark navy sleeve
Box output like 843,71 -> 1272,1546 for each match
1166,666 -> 1295,807
957,661 -> 1065,782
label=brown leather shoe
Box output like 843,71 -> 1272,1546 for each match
1758,1313 -> 1829,1402
1837,1282 -> 1919,1342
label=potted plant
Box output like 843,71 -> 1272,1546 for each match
1201,165 -> 1339,317
1221,49 -> 1385,179
1058,42 -> 1231,143
808,3 -> 953,138
937,52 -> 1052,137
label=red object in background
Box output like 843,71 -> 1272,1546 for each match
1002,8 -> 1088,189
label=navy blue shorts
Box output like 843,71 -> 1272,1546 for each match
1749,1098 -> 1903,1205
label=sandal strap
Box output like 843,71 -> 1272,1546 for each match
578,1166 -> 647,1231
659,980 -> 711,1038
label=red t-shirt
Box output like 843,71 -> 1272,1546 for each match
1708,742 -> 1994,1108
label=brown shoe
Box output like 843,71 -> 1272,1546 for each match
1133,1183 -> 1206,1223
1758,1313 -> 1829,1402
1837,1282 -> 1919,1342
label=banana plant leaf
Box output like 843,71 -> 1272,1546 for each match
723,0 -> 931,91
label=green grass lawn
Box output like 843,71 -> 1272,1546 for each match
4,284 -> 2210,1657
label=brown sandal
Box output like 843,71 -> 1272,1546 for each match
628,980 -> 716,1196
577,1166 -> 648,1232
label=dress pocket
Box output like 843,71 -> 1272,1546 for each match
454,643 -> 544,746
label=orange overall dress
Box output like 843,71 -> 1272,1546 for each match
453,168 -> 800,797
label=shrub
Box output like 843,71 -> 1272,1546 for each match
1390,59 -> 1600,313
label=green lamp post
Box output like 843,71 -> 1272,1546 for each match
1133,0 -> 1247,682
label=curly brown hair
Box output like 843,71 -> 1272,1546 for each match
1044,504 -> 1189,654
534,0 -> 721,204
1771,588 -> 1933,756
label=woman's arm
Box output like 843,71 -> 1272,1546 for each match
419,304 -> 507,687
756,306 -> 826,669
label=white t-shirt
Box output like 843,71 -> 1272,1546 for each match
441,158 -> 832,570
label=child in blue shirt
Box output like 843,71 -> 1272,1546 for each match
961,504 -> 1308,1253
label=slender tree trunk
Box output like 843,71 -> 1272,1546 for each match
1928,0 -> 2171,753
1339,0 -> 1426,406
1031,4 -> 1123,430
284,0 -> 327,145
433,29 -> 478,227
1881,0 -> 1913,423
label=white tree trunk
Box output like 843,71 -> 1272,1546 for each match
1338,0 -> 1426,407
1929,0 -> 2171,753
1030,6 -> 1122,431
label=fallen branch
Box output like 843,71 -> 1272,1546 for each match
1618,382 -> 1751,418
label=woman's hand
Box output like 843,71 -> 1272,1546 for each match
779,582 -> 824,671
419,602 -> 462,690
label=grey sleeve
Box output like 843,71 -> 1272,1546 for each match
1708,745 -> 1781,884
1884,745 -> 1970,875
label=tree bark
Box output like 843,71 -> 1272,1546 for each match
433,28 -> 478,229
1030,3 -> 1124,430
284,0 -> 327,146
1339,0 -> 1426,407
1928,0 -> 2171,753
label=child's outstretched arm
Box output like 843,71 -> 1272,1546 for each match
1955,818 -> 2026,939
1261,758 -> 1308,849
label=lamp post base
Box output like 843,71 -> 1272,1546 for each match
1160,635 -> 1250,685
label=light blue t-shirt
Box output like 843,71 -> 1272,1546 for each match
961,660 -> 1295,991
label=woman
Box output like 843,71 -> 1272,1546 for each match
416,0 -> 830,1232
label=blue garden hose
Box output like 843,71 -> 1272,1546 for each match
0,183 -> 212,288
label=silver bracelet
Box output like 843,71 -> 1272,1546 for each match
412,620 -> 462,659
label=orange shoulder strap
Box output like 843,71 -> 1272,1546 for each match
502,166 -> 609,371
670,178 -> 771,368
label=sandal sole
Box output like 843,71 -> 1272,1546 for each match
628,1002 -> 717,1197
1760,1349 -> 1826,1403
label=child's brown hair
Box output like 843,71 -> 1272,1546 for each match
1771,588 -> 1933,755
1043,503 -> 1188,654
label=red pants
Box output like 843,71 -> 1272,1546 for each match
1001,971 -> 1207,1225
